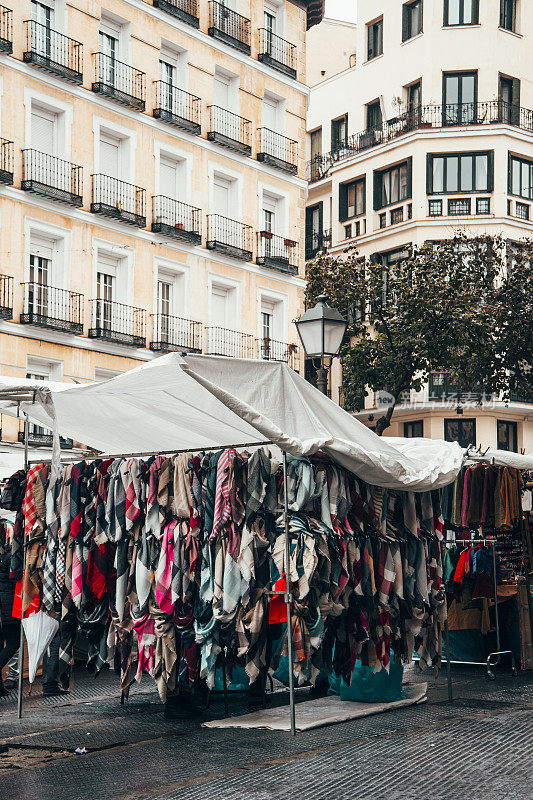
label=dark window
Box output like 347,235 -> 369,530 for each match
344,224 -> 352,239
403,1 -> 423,40
379,213 -> 387,228
407,81 -> 422,124
448,198 -> 471,215
509,154 -> 533,200
444,0 -> 479,26
305,202 -> 323,258
407,203 -> 413,219
427,152 -> 493,193
498,75 -> 520,124
310,128 -> 322,161
374,158 -> 412,210
367,18 -> 383,60
507,199 -> 512,215
404,420 -> 424,437
391,207 -> 404,225
366,100 -> 382,131
331,114 -> 348,152
476,197 -> 490,214
500,0 -> 517,31
516,202 -> 530,220
445,418 -> 476,448
497,420 -> 518,451
430,372 -> 460,400
339,177 -> 366,221
443,71 -> 477,124
429,199 -> 443,216
355,220 -> 361,236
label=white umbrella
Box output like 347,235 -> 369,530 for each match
22,610 -> 59,684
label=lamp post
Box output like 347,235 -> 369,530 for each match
295,294 -> 348,395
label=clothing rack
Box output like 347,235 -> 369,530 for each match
444,536 -> 518,680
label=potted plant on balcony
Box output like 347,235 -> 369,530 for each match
284,238 -> 296,248
176,222 -> 185,230
260,230 -> 273,239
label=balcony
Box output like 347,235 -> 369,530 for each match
206,326 -> 255,358
0,6 -> 12,53
89,299 -> 146,348
92,53 -> 145,111
257,232 -> 299,274
20,282 -> 83,335
23,21 -> 82,84
91,175 -> 146,227
208,1 -> 250,54
206,215 -> 252,261
0,139 -> 13,185
18,428 -> 73,449
257,338 -> 299,370
257,29 -> 296,79
305,229 -> 331,259
257,128 -> 297,175
152,196 -> 201,245
207,106 -> 252,156
0,274 -> 13,319
152,0 -> 199,28
150,314 -> 202,353
22,150 -> 83,206
153,82 -> 201,135
307,100 -> 533,182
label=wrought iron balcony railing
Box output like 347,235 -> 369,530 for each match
91,174 -> 146,227
89,299 -> 146,348
0,6 -> 12,53
92,52 -> 145,111
305,229 -> 331,259
257,128 -> 297,175
208,1 -> 250,54
0,274 -> 13,319
153,81 -> 201,135
257,29 -> 296,78
205,326 -> 255,358
150,314 -> 202,353
152,196 -> 201,244
207,106 -> 252,155
307,100 -> 533,182
22,150 -> 83,206
20,282 -> 83,334
257,338 -> 299,370
0,139 -> 13,185
206,214 -> 253,261
152,0 -> 199,27
257,232 -> 299,274
18,428 -> 73,448
23,20 -> 82,83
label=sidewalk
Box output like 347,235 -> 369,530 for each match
1,663 -> 532,800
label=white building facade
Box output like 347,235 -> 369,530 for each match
306,0 -> 533,453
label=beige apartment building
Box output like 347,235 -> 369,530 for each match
306,0 -> 533,454
0,0 -> 323,447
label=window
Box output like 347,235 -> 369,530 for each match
427,152 -> 493,194
367,17 -> 383,60
213,174 -> 231,217
379,213 -> 386,229
390,207 -> 404,225
26,357 -> 62,437
263,93 -> 281,133
428,199 -> 443,216
211,284 -> 230,327
403,1 -> 423,40
407,203 -> 413,219
331,114 -> 348,152
497,420 -> 517,452
366,100 -> 382,131
516,202 -> 529,220
500,0 -> 517,31
30,105 -> 57,156
407,81 -> 422,121
374,158 -> 412,210
305,202 -> 323,258
498,75 -> 520,124
476,197 -> 490,214
509,155 -> 533,200
443,71 -> 477,123
448,198 -> 471,215
404,420 -> 423,438
444,418 -> 476,448
310,128 -> 322,162
344,224 -> 352,239
444,0 -> 479,26
339,177 -> 365,221
99,131 -> 122,179
96,269 -> 114,331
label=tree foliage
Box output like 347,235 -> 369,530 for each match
306,235 -> 532,435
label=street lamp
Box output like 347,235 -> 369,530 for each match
295,294 -> 348,395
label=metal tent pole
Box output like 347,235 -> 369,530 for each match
441,541 -> 453,703
17,413 -> 29,719
282,451 -> 296,736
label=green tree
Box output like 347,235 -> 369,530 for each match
306,235 -> 505,435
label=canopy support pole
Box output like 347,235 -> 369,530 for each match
282,451 -> 296,735
17,413 -> 29,719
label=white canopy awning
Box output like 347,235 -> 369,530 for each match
0,353 -> 465,491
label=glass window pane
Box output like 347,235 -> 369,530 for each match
461,75 -> 475,105
512,158 -> 521,194
347,184 -> 355,216
356,180 -> 365,214
522,162 -> 531,199
475,155 -> 488,191
390,168 -> 399,204
445,75 -> 459,105
448,0 -> 460,25
447,156 -> 459,191
399,164 -> 408,199
433,157 -> 444,192
463,0 -> 473,24
460,156 -> 473,191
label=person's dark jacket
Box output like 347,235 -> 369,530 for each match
0,525 -> 16,626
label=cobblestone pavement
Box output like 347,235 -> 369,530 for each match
0,664 -> 532,800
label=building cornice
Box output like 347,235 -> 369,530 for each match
354,402 -> 533,422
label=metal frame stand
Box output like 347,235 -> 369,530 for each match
486,543 -> 517,680
16,413 -> 29,719
282,451 -> 296,735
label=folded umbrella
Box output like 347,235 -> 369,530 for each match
22,609 -> 59,684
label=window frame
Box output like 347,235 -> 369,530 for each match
331,113 -> 348,152
497,419 -> 518,452
500,0 -> 517,32
444,418 -> 477,448
373,158 -> 412,211
367,17 -> 383,61
508,154 -> 533,201
339,176 -> 366,222
402,0 -> 423,41
442,70 -> 478,123
443,0 -> 479,26
427,151 -> 494,195
404,420 -> 424,438
476,197 -> 490,215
